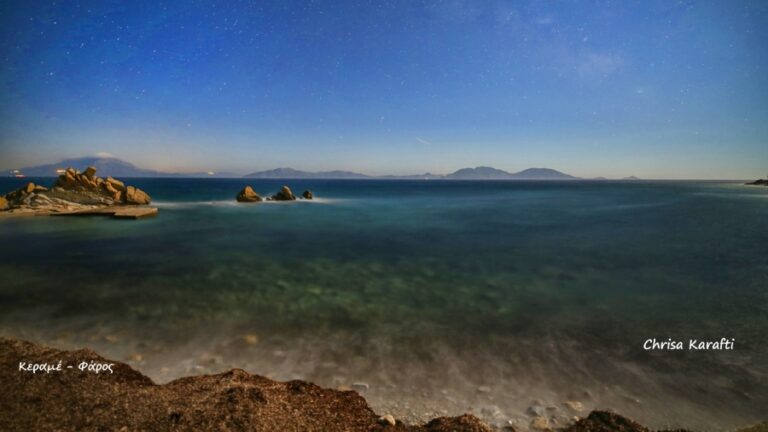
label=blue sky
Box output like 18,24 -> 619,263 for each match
1,0 -> 766,178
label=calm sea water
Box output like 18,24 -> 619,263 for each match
1,178 -> 766,430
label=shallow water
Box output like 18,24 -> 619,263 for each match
1,178 -> 766,430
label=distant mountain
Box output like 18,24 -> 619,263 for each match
622,176 -> 641,180
509,168 -> 577,180
379,173 -> 445,180
9,158 -> 579,181
244,166 -> 577,180
244,168 -> 369,179
446,166 -> 514,179
444,166 -> 577,180
10,157 -> 239,178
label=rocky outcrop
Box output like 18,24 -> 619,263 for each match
234,185 -> 314,203
745,179 -> 767,186
125,185 -> 150,205
271,185 -> 297,201
1,167 -> 154,218
236,185 -> 263,202
1,337 -> 761,431
51,166 -> 150,205
0,337 -> 490,432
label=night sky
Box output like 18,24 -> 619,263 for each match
1,1 -> 766,178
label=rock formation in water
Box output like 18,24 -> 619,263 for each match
271,185 -> 297,201
0,166 -> 152,216
236,185 -> 263,202
236,185 -> 313,202
745,179 -> 767,186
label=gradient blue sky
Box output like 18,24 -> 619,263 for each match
1,0 -> 767,178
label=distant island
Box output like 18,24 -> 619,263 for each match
244,167 -> 370,179
9,156 -> 240,178
8,157 -> 582,180
245,165 -> 577,180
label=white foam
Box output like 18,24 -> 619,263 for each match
153,197 -> 341,208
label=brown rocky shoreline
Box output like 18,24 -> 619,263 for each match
2,337 -> 765,432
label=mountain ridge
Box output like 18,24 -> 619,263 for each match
9,157 -> 239,178
9,157 -> 579,180
246,166 -> 578,180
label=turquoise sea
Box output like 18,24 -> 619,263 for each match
1,178 -> 766,430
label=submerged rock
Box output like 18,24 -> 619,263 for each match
271,185 -> 297,201
530,416 -> 551,431
527,403 -> 546,417
302,189 -> 313,199
563,400 -> 584,413
236,185 -> 263,202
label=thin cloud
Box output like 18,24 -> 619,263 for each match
576,52 -> 622,79
415,137 -> 432,146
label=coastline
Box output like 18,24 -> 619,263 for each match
2,337 -> 766,432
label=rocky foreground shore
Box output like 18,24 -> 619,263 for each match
2,338 -> 764,432
0,167 -> 156,218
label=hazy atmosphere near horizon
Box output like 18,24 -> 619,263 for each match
1,0 -> 767,179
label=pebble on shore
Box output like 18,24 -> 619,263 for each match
378,414 -> 396,426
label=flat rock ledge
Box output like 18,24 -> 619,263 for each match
4,338 -> 762,432
49,206 -> 158,219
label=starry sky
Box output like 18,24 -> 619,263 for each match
1,0 -> 767,178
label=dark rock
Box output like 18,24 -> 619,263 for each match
424,414 -> 494,432
271,185 -> 296,201
236,186 -> 263,202
302,190 -> 313,199
745,179 -> 768,186
562,410 -> 649,432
